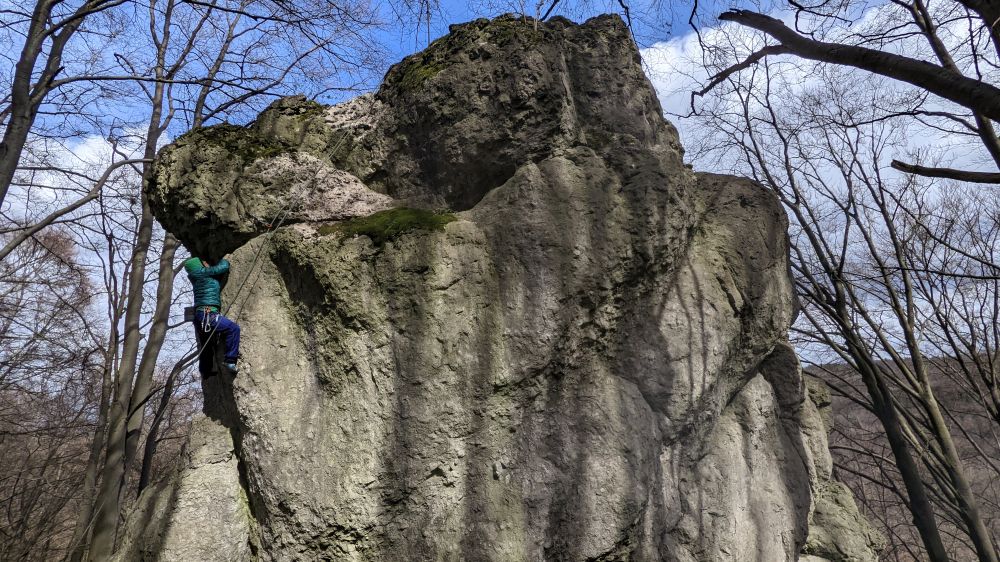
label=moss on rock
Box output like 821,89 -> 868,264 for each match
292,99 -> 325,120
318,208 -> 456,246
382,15 -> 542,94
392,58 -> 447,92
178,123 -> 291,163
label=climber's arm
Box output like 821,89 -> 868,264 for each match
201,258 -> 230,277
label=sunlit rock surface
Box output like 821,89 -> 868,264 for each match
119,14 -> 881,561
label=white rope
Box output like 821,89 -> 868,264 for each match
180,93 -> 379,374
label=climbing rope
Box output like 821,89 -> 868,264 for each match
222,92 -> 376,324
179,183 -> 309,375
178,93 -> 379,376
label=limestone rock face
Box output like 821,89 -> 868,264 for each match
124,14 -> 880,561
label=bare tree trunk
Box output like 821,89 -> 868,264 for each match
837,305 -> 952,560
0,0 -> 113,207
920,372 -> 1000,562
85,1 -> 176,552
867,375 -> 951,561
137,353 -> 193,494
0,0 -> 58,206
123,234 -> 178,477
86,196 -> 156,561
66,351 -> 115,562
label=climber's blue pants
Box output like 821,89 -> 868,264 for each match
193,308 -> 241,371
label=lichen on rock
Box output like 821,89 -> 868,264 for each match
125,13 -> 880,562
317,208 -> 457,247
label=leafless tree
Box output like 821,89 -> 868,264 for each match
683,0 -> 1000,558
1,0 -> 390,558
694,0 -> 1000,183
684,31 -> 1000,556
0,229 -> 103,560
0,0 -> 128,207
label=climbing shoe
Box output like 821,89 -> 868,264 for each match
222,362 -> 239,375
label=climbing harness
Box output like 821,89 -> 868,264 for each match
200,308 -> 214,333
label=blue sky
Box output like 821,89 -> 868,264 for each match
365,0 -> 724,94
377,0 -> 681,60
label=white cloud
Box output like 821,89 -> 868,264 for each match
639,6 -> 997,175
5,128 -> 167,221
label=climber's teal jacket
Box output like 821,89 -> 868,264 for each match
184,257 -> 229,310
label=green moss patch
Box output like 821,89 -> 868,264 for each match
392,58 -> 447,92
484,16 -> 543,46
319,208 -> 456,246
383,16 -> 543,94
178,123 -> 291,163
294,99 -> 325,116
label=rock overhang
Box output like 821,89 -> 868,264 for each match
123,13 -> 885,560
147,13 -> 685,261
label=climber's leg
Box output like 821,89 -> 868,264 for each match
196,332 -> 216,376
192,309 -> 217,377
212,313 -> 241,365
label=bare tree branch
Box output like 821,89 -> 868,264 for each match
891,160 -> 1000,183
718,10 -> 1000,121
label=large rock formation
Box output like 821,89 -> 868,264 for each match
118,14 -> 881,561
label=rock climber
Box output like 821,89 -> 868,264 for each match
184,256 -> 240,376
